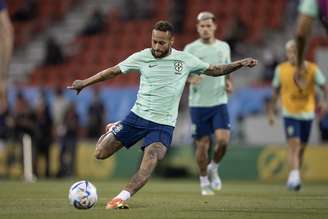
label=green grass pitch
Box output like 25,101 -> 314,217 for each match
0,179 -> 327,219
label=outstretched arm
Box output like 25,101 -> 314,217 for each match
295,14 -> 314,69
67,65 -> 122,94
204,58 -> 257,77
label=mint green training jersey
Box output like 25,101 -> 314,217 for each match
118,48 -> 210,127
184,39 -> 231,107
299,0 -> 319,17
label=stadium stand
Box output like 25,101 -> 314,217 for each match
7,0 -> 82,48
27,0 -> 288,88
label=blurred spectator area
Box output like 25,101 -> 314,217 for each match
7,0 -> 82,48
183,0 -> 287,43
5,85 -> 271,136
27,0 -> 287,88
7,86 -> 138,127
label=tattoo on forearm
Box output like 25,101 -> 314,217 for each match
206,62 -> 242,76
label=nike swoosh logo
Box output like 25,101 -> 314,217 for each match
149,64 -> 158,68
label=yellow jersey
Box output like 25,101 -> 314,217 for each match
272,61 -> 326,119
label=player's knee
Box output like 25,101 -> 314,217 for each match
146,143 -> 167,161
199,136 -> 210,145
94,147 -> 104,160
94,134 -> 108,159
196,137 -> 210,149
94,144 -> 108,160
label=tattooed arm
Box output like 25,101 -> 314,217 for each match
204,58 -> 257,77
67,65 -> 122,94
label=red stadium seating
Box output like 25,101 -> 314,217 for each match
27,0 -> 287,88
7,0 -> 81,48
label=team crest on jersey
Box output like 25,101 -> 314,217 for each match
174,61 -> 183,73
112,123 -> 123,134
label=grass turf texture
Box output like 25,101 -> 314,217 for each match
0,179 -> 327,219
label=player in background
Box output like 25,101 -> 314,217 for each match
267,40 -> 327,191
184,12 -> 232,195
68,20 -> 257,209
0,0 -> 13,109
295,0 -> 328,89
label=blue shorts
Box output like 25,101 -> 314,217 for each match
112,112 -> 174,149
283,117 -> 313,144
190,104 -> 230,139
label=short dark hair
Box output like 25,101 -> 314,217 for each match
153,20 -> 174,34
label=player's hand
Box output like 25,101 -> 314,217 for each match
67,80 -> 84,95
240,58 -> 258,68
188,75 -> 203,85
225,80 -> 233,94
105,121 -> 120,132
317,101 -> 328,118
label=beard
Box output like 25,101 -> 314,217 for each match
151,48 -> 171,58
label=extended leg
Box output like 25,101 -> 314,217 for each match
124,142 -> 167,195
94,132 -> 124,160
106,142 -> 167,209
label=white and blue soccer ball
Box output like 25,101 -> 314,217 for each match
68,180 -> 98,209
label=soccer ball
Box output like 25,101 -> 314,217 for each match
68,180 -> 98,209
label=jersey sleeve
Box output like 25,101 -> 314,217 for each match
117,51 -> 143,74
299,0 -> 319,17
185,53 -> 210,75
315,66 -> 326,85
272,66 -> 281,88
0,0 -> 6,10
225,44 -> 231,64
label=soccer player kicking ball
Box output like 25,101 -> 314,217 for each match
68,20 -> 257,209
267,40 -> 328,191
184,12 -> 233,196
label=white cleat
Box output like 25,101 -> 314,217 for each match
201,185 -> 215,196
211,178 -> 222,191
287,170 -> 301,192
207,165 -> 222,191
287,182 -> 301,191
287,179 -> 302,192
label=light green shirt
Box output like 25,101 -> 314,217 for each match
184,39 -> 231,107
299,0 -> 319,17
272,62 -> 326,119
118,48 -> 210,127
